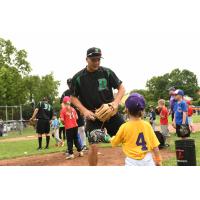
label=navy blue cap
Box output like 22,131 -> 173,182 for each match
174,89 -> 184,96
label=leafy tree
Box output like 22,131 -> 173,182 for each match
0,66 -> 27,105
0,38 -> 31,74
24,73 -> 60,105
146,68 -> 200,101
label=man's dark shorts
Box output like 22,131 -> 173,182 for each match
36,119 -> 50,134
86,113 -> 125,144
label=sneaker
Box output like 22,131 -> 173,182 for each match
37,147 -> 42,151
79,151 -> 84,157
44,146 -> 49,149
82,145 -> 89,151
66,154 -> 75,160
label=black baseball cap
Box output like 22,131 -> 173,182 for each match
87,47 -> 103,58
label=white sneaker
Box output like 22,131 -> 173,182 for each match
66,154 -> 75,160
79,151 -> 84,157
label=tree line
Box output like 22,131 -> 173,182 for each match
1,37 -> 199,119
0,37 -> 60,120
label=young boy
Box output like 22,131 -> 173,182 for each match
60,96 -> 83,159
186,100 -> 194,132
110,93 -> 162,166
158,99 -> 170,147
51,114 -> 64,147
172,90 -> 190,138
149,106 -> 156,131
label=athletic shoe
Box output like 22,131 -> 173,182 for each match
44,146 -> 49,149
82,145 -> 89,151
37,147 -> 42,151
79,151 -> 84,157
66,154 -> 75,160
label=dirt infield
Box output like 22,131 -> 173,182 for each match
0,147 -> 174,166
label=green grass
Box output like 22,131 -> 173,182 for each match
0,139 -> 66,160
0,126 -> 35,140
0,126 -> 200,166
163,132 -> 200,166
154,114 -> 200,125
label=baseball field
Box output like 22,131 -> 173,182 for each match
0,116 -> 200,166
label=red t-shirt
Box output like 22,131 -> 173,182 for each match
160,106 -> 169,125
188,106 -> 193,117
60,107 -> 78,130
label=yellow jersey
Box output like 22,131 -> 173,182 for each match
110,119 -> 160,160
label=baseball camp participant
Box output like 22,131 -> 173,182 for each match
60,78 -> 87,151
70,47 -> 125,166
172,89 -> 191,138
30,97 -> 53,150
110,93 -> 162,166
60,96 -> 83,159
158,99 -> 170,147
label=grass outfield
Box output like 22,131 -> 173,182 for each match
155,114 -> 200,125
0,139 -> 66,160
0,131 -> 200,166
0,126 -> 36,140
163,132 -> 200,166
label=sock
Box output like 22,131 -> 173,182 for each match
46,135 -> 50,148
38,137 -> 42,148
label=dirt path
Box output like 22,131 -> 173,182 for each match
0,135 -> 37,143
0,147 -> 174,166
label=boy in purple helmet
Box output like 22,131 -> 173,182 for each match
110,93 -> 162,166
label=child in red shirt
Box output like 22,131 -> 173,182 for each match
158,99 -> 170,147
186,100 -> 194,132
60,96 -> 83,159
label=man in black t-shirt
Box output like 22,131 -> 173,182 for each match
71,47 -> 125,166
30,97 -> 53,150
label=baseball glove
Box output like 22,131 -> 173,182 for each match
179,124 -> 190,137
88,129 -> 111,144
95,103 -> 117,122
155,107 -> 162,115
29,119 -> 37,129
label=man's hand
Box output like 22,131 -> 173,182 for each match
29,117 -> 34,122
83,109 -> 95,121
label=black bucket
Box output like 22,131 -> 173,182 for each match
175,139 -> 196,166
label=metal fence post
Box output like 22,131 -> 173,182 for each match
19,105 -> 23,134
5,105 -> 8,133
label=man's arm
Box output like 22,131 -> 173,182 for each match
70,96 -> 95,120
112,84 -> 125,109
182,112 -> 187,124
30,108 -> 39,121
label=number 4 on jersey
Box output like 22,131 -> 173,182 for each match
136,132 -> 148,151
